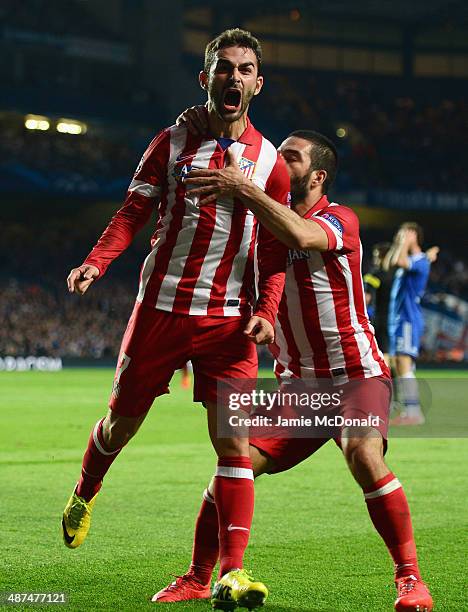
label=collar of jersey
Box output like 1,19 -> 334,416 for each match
237,117 -> 256,145
302,195 -> 330,219
204,116 -> 256,146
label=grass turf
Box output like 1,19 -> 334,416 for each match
1,368 -> 467,611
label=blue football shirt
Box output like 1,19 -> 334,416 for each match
388,253 -> 430,326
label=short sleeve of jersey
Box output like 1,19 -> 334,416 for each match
128,128 -> 171,199
313,205 -> 359,253
408,253 -> 430,275
264,152 -> 290,206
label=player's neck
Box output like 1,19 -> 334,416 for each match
410,245 -> 422,255
207,110 -> 248,140
293,192 -> 324,217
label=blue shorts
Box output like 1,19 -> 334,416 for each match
389,319 -> 423,359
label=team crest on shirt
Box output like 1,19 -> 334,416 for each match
287,249 -> 310,266
172,163 -> 193,182
238,157 -> 256,179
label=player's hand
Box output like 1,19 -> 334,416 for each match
175,104 -> 208,135
67,264 -> 100,295
405,228 -> 418,246
244,316 -> 275,345
394,228 -> 407,244
185,148 -> 247,205
426,246 -> 440,263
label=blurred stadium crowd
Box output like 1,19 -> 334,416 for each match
261,76 -> 467,192
1,78 -> 466,195
1,241 -> 467,361
1,127 -> 136,183
1,1 -> 467,365
0,279 -> 132,359
1,97 -> 467,362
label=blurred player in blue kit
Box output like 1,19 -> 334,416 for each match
385,223 -> 439,424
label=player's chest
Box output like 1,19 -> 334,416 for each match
168,140 -> 259,186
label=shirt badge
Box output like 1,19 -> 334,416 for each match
238,157 -> 256,179
172,163 -> 193,182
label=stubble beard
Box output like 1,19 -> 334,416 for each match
209,82 -> 256,123
290,168 -> 313,207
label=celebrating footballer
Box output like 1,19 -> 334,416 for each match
152,105 -> 433,612
63,28 -> 289,610
63,26 -> 433,612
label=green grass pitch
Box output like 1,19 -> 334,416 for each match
1,369 -> 467,611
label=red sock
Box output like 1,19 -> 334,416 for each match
76,418 -> 122,502
214,456 -> 254,577
189,488 -> 219,585
364,472 -> 420,580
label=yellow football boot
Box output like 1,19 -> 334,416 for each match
211,569 -> 268,610
62,490 -> 98,549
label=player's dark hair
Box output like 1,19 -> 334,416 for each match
204,28 -> 262,74
401,222 -> 424,247
373,242 -> 391,260
288,130 -> 338,194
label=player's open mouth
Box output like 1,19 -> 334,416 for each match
222,88 -> 242,112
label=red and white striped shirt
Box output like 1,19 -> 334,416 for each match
84,120 -> 290,325
270,195 -> 390,383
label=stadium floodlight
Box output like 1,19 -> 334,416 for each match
25,114 -> 50,131
56,119 -> 87,135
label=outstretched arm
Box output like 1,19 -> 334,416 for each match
383,229 -> 413,270
67,264 -> 100,295
67,188 -> 155,295
66,130 -> 169,295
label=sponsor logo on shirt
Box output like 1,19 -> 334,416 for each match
287,249 -> 310,266
321,212 -> 343,235
175,153 -> 194,163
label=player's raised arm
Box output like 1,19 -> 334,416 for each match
67,129 -> 169,294
384,227 -> 413,270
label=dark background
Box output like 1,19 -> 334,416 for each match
1,0 -> 467,365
